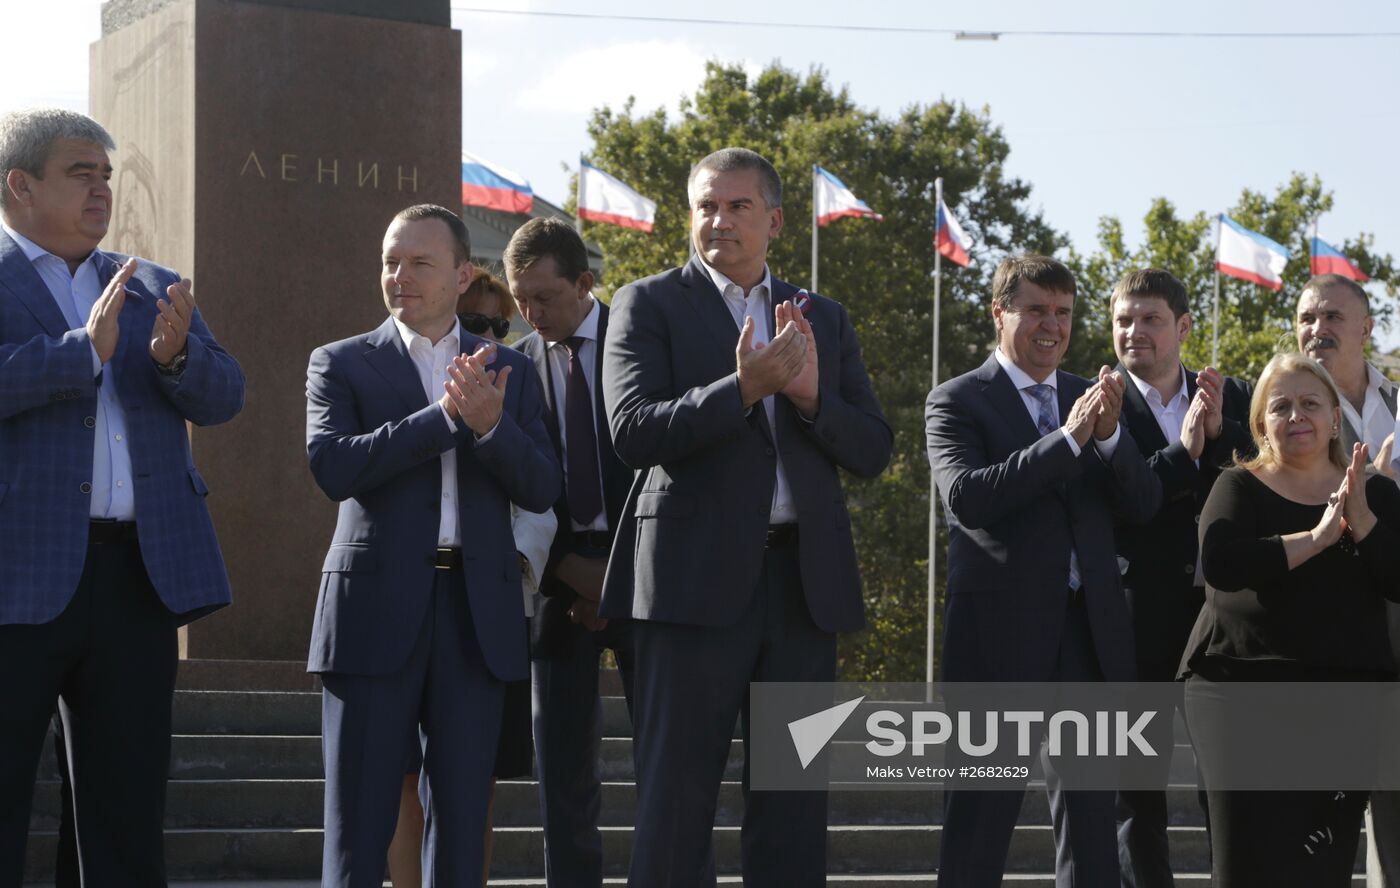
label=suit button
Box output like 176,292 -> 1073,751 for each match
1194,515 -> 1201,524
83,416 -> 96,429
1183,564 -> 1193,574
765,447 -> 775,457
80,482 -> 92,494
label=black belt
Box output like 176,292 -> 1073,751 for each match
88,520 -> 138,546
765,525 -> 799,549
433,547 -> 462,570
572,530 -> 613,549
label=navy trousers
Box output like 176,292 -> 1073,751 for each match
626,540 -> 835,888
319,566 -> 504,888
939,596 -> 1119,888
0,535 -> 178,887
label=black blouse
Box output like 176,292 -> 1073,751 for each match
1179,467 -> 1400,681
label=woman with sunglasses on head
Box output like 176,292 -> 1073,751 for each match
386,267 -> 555,888
1180,352 -> 1400,888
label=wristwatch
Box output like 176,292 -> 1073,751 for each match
156,348 -> 188,376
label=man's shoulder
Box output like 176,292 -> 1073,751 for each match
102,250 -> 178,283
312,325 -> 388,362
512,329 -> 546,361
617,264 -> 688,299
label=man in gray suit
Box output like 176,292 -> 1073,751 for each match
1296,273 -> 1400,888
925,254 -> 1161,887
601,147 -> 892,886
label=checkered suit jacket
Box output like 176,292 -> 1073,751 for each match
0,229 -> 245,625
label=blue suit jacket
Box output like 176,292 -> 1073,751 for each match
925,355 -> 1162,682
599,259 -> 892,631
0,230 -> 245,625
305,318 -> 561,680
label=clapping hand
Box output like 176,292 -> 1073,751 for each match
150,277 -> 196,367
1196,367 -> 1225,440
1092,366 -> 1124,441
87,258 -> 136,364
775,299 -> 818,418
441,342 -> 510,436
1341,442 -> 1377,542
1181,391 -> 1208,460
736,314 -> 805,409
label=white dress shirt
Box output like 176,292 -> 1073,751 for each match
1125,364 -> 1191,455
994,349 -> 1123,591
3,222 -> 136,520
544,297 -> 609,533
701,260 -> 797,525
1342,362 -> 1394,453
392,317 -> 468,547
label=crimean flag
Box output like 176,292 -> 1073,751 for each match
577,160 -> 656,233
813,166 -> 883,226
935,193 -> 973,267
461,151 -> 533,215
1217,215 -> 1289,291
1311,237 -> 1369,282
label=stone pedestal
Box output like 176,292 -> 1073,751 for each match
90,0 -> 461,659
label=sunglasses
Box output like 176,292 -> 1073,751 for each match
459,312 -> 511,339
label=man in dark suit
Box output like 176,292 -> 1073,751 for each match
0,108 -> 245,884
1109,268 -> 1253,888
601,147 -> 892,886
1295,273 -> 1400,888
925,254 -> 1161,887
504,218 -> 636,888
305,204 -> 559,886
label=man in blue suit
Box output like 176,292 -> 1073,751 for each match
506,218 -> 636,888
601,148 -> 892,886
925,254 -> 1161,887
0,108 -> 245,884
305,204 -> 559,886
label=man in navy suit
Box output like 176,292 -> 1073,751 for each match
506,217 -> 636,888
0,108 -> 245,884
601,148 -> 892,886
305,204 -> 559,886
925,254 -> 1161,887
1109,268 -> 1252,888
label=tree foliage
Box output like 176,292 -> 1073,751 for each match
579,62 -> 1062,680
1068,175 -> 1397,385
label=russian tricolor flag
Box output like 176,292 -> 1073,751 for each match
813,166 -> 883,226
461,151 -> 533,215
1216,215 -> 1289,291
935,194 -> 972,267
577,160 -> 656,233
1311,236 -> 1369,282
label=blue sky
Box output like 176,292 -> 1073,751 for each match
10,0 -> 1400,336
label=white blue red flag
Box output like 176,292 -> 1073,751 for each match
1310,236 -> 1369,282
1217,215 -> 1289,291
813,166 -> 883,227
461,151 -> 533,215
935,194 -> 972,267
578,160 -> 656,233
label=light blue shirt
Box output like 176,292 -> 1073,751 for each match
3,223 -> 135,520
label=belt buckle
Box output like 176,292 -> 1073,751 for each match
435,547 -> 455,570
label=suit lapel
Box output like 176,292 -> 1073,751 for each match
363,318 -> 430,415
977,356 -> 1040,445
1116,363 -> 1169,453
678,257 -> 744,366
524,332 -> 562,454
0,229 -> 75,337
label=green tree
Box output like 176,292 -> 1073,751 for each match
578,61 -> 1063,681
1068,175 -> 1397,385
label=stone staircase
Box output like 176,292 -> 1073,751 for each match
23,660 -> 1366,884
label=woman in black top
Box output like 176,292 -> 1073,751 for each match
1180,352 -> 1400,887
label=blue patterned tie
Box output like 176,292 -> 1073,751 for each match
1027,384 -> 1058,437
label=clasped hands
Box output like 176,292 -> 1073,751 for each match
85,257 -> 195,368
1063,365 -> 1126,448
735,300 -> 818,419
1311,442 -> 1377,549
438,342 -> 511,436
1178,366 -> 1227,460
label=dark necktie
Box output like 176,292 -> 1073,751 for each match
563,336 -> 603,525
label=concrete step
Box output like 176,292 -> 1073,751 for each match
177,660 -> 321,693
24,824 -> 1261,881
30,778 -> 1213,832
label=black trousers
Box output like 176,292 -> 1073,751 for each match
0,536 -> 179,887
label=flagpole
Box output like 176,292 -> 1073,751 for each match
811,166 -> 819,292
1212,215 -> 1221,368
927,177 -> 944,689
575,156 -> 583,234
